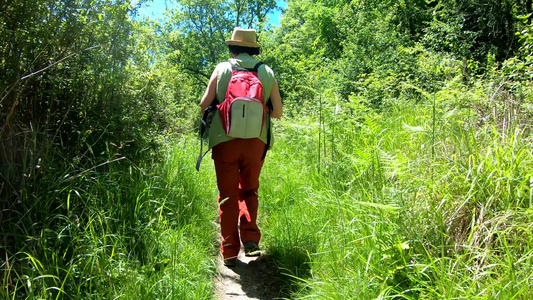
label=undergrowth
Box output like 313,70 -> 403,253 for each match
259,73 -> 533,299
1,138 -> 217,299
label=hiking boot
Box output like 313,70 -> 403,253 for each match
243,241 -> 261,257
224,258 -> 237,267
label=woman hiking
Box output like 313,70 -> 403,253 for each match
200,27 -> 283,267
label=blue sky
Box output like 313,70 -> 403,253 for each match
132,0 -> 287,27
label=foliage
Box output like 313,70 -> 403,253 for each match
2,0 -> 533,298
260,68 -> 533,298
423,0 -> 533,64
164,0 -> 278,84
255,1 -> 533,298
1,138 -> 217,299
0,0 -> 215,298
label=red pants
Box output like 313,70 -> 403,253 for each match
212,138 -> 266,259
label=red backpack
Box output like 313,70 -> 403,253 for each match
217,62 -> 267,138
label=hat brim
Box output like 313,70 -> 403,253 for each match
225,40 -> 261,48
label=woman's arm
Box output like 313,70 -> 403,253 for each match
200,67 -> 219,114
269,80 -> 283,119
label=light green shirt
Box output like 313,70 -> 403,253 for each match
208,54 -> 276,149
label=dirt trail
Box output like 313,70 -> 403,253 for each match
214,248 -> 285,300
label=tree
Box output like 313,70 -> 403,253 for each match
424,0 -> 533,63
164,0 -> 277,87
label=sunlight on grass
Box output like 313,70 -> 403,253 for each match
1,138 -> 217,299
258,79 -> 533,299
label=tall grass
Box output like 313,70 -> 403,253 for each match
259,78 -> 533,298
3,72 -> 532,299
1,137 -> 217,299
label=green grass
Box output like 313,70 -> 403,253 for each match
258,79 -> 533,299
3,77 -> 533,299
1,138 -> 218,299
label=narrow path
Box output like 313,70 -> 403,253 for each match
214,248 -> 285,300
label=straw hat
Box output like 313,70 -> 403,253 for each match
225,28 -> 261,48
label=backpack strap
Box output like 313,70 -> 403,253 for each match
252,62 -> 263,72
261,114 -> 271,160
229,62 -> 263,73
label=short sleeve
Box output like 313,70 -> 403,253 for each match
258,64 -> 275,101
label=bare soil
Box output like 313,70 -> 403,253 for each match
214,248 -> 286,300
